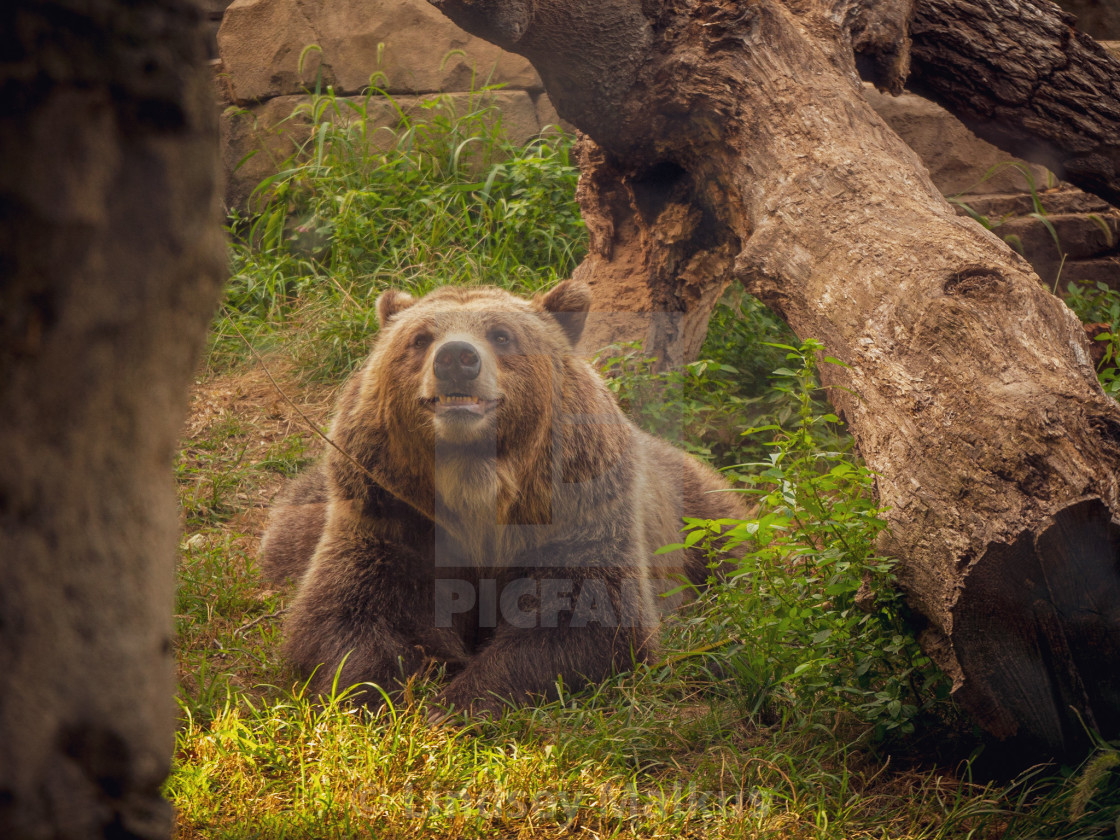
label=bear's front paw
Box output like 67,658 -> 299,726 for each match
428,686 -> 505,723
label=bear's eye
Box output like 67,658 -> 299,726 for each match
489,329 -> 512,347
412,333 -> 432,350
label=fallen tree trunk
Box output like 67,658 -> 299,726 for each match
430,0 -> 1120,754
908,0 -> 1120,208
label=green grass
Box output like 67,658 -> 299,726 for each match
168,676 -> 1008,840
216,82 -> 585,382
171,80 -> 1120,838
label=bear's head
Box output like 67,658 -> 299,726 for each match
369,280 -> 593,450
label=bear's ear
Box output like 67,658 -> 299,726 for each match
376,289 -> 416,328
533,280 -> 591,346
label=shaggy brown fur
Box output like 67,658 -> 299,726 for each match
260,280 -> 745,716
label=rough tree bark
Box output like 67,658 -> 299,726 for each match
908,0 -> 1120,208
0,1 -> 225,836
430,0 -> 1120,754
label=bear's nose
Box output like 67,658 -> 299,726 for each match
433,340 -> 481,382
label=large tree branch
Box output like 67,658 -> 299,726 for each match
908,0 -> 1120,207
429,0 -> 654,151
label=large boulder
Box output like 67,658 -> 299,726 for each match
217,0 -> 541,104
863,85 -> 1052,197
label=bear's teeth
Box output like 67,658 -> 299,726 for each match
438,395 -> 479,405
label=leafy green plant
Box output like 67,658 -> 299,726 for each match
669,339 -> 945,740
592,323 -> 943,739
1065,280 -> 1120,399
595,341 -> 740,461
594,294 -> 797,468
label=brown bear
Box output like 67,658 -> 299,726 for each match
259,280 -> 745,716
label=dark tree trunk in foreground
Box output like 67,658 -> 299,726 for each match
0,1 -> 224,835
431,0 -> 1120,754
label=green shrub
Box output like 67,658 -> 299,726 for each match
666,340 -> 947,740
594,294 -> 796,468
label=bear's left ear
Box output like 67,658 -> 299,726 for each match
533,280 -> 591,346
376,289 -> 416,328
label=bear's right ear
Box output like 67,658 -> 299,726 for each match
533,280 -> 592,346
376,289 -> 416,328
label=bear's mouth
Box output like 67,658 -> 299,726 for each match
426,393 -> 501,417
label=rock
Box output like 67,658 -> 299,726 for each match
221,95 -> 309,212
1063,256 -> 1120,294
212,58 -> 235,106
956,188 -> 1114,220
1055,2 -> 1120,40
864,85 -> 1052,197
534,93 -> 565,132
217,0 -> 541,104
999,211 -> 1119,259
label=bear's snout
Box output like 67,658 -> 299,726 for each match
434,340 -> 481,383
